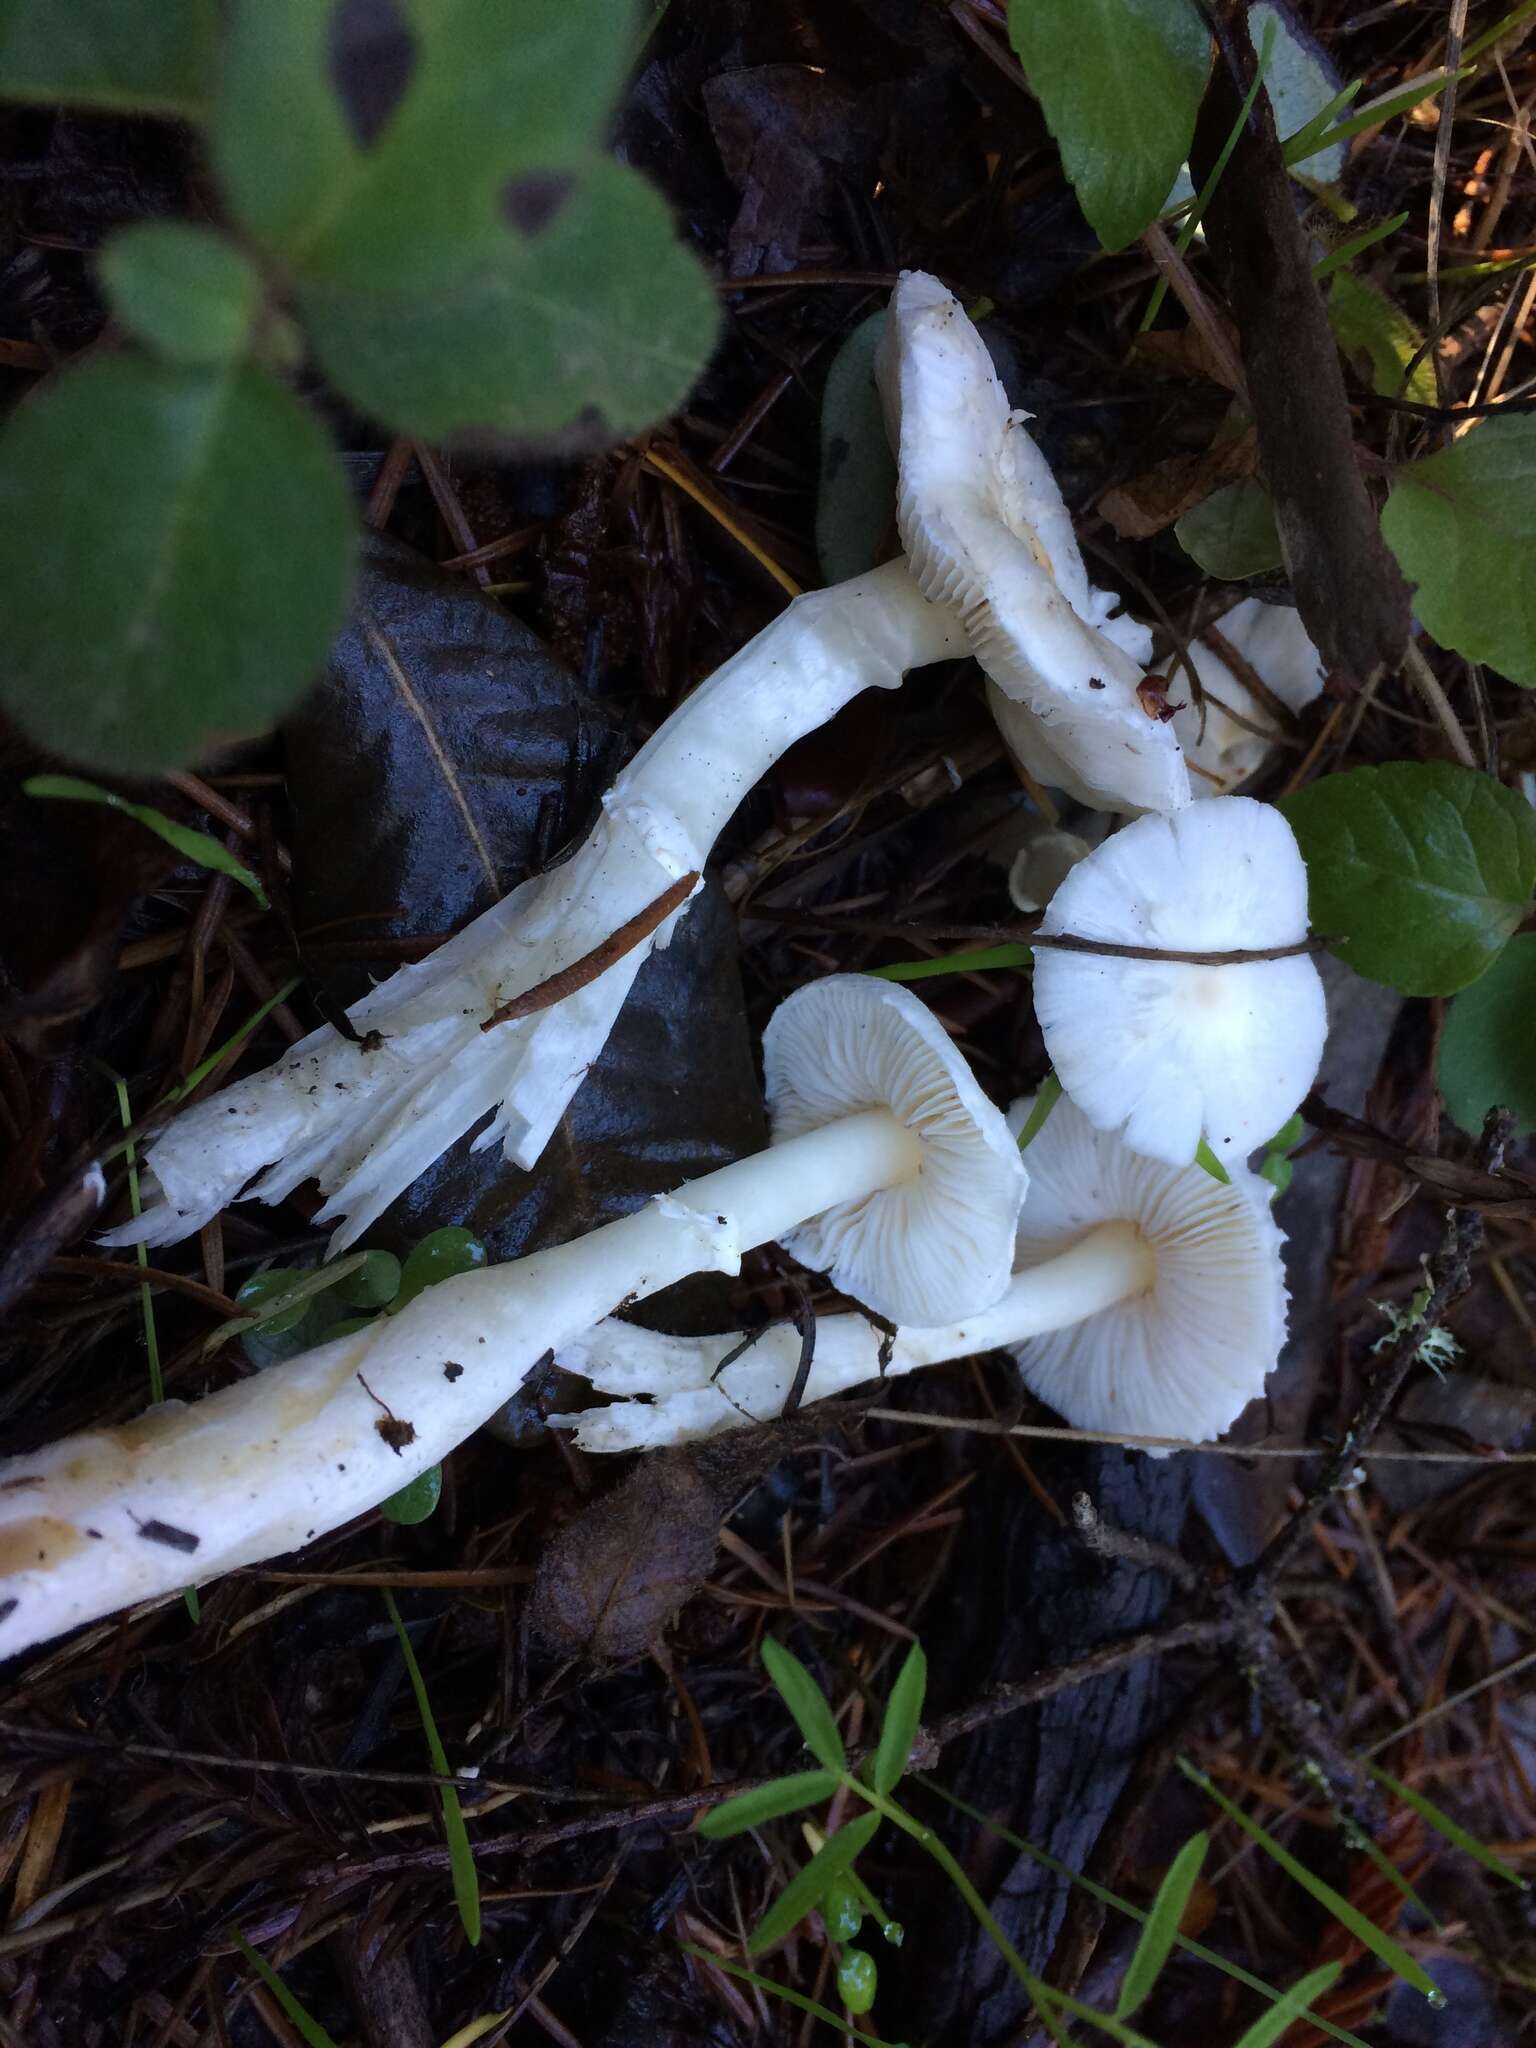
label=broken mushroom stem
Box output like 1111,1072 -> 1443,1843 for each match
0,981 -> 1024,1661
552,1224 -> 1156,1454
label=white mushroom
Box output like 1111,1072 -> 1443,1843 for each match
876,270 -> 1189,817
551,1093 -> 1287,1452
104,562 -> 964,1252
1006,819 -> 1102,913
0,980 -> 1023,1660
1166,598 -> 1326,797
1032,797 -> 1327,1167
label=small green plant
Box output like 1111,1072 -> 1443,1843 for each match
382,1588 -> 482,1945
0,0 -> 718,774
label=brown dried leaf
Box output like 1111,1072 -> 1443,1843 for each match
1099,427 -> 1257,541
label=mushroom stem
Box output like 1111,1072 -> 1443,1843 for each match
106,562 -> 963,1253
552,1219 -> 1158,1452
0,1110 -> 926,1661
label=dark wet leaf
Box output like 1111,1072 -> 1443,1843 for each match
0,354 -> 354,774
704,63 -> 878,277
283,532 -> 766,1329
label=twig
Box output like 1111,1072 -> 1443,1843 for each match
481,871 -> 699,1031
1400,641 -> 1478,768
1072,1491 -> 1205,1595
1029,932 -> 1327,966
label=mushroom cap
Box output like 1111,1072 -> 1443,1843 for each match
1007,1092 -> 1288,1443
1170,599 -> 1326,798
763,975 -> 1026,1326
1032,797 -> 1328,1165
876,270 -> 1188,816
1007,822 -> 1096,913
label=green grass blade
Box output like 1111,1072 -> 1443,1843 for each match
1304,67 -> 1470,159
916,1775 -> 1373,2048
1280,79 -> 1362,166
869,943 -> 1031,983
168,976 -> 302,1102
761,1638 -> 846,1772
678,1944 -> 911,2046
26,773 -> 268,906
1367,1763 -> 1530,1889
383,1590 -> 482,1946
205,1252 -> 370,1353
1312,212 -> 1409,284
228,1930 -> 341,2048
1116,1830 -> 1208,2018
1179,1761 -> 1443,2005
1194,1139 -> 1231,1185
1230,1962 -> 1343,2048
748,1810 -> 881,1954
696,1770 -> 839,1840
1462,0 -> 1536,63
871,1642 -> 927,1796
111,1073 -> 165,1406
1015,1074 -> 1063,1153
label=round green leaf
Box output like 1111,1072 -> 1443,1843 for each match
824,1879 -> 863,1944
837,1950 -> 878,2016
381,1463 -> 443,1526
391,1227 -> 489,1313
1439,933 -> 1536,1136
1175,478 -> 1284,579
1382,415 -> 1536,687
0,354 -> 354,773
298,159 -> 719,440
1280,762 -> 1536,994
99,223 -> 262,367
335,1247 -> 402,1310
235,1266 -> 310,1335
1007,0 -> 1210,252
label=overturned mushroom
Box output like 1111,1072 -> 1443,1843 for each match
1033,796 -> 1327,1167
0,980 -> 1023,1660
552,1092 -> 1286,1452
1166,598 -> 1326,796
876,270 -> 1189,817
106,563 -> 963,1252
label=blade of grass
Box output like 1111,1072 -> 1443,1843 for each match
1312,212 -> 1409,284
868,943 -> 1031,983
25,773 -> 268,907
1194,1139 -> 1231,1185
871,1641 -> 927,1795
167,976 -> 302,1101
382,1590 -> 481,1946
1179,1760 -> 1444,2005
1302,66 -> 1471,159
1231,1962 -> 1343,2048
1279,79 -> 1363,167
761,1638 -> 846,1772
677,1945 -> 911,2047
916,1775 -> 1373,2048
228,1930 -> 340,2048
696,1769 -> 839,1840
204,1250 -> 371,1354
1117,1831 -> 1208,2018
1015,1074 -> 1062,1153
1367,1763 -> 1530,1888
748,1811 -> 880,1954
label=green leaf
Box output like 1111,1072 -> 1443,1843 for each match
1175,478 -> 1284,579
761,1638 -> 846,1773
381,1464 -> 442,1526
335,1248 -> 403,1311
869,943 -> 1032,983
99,224 -> 262,368
1328,270 -> 1436,405
1280,762 -> 1536,994
1180,1760 -> 1444,2004
748,1811 -> 881,1954
383,1590 -> 481,1946
1440,934 -> 1536,1137
1312,212 -> 1410,284
1117,1830 -> 1208,2018
391,1228 -> 489,1314
0,354 -> 353,774
817,312 -> 896,584
696,1770 -> 840,1840
25,774 -> 267,906
0,0 -> 214,117
298,159 -> 720,441
212,1253 -> 371,1354
871,1642 -> 927,1796
1258,1112 -> 1305,1197
676,1944 -> 911,2048
1008,0 -> 1210,252
1383,415 -> 1536,687
1230,1963 -> 1344,2048
837,1947 -> 878,2015
1367,1761 -> 1530,1888
227,1931 -> 341,2048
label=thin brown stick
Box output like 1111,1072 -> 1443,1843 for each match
481,871 -> 700,1032
1029,931 -> 1328,966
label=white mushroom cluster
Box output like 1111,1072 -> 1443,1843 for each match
0,280 -> 1337,1662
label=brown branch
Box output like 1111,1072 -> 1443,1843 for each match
1029,932 -> 1328,966
481,870 -> 700,1032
